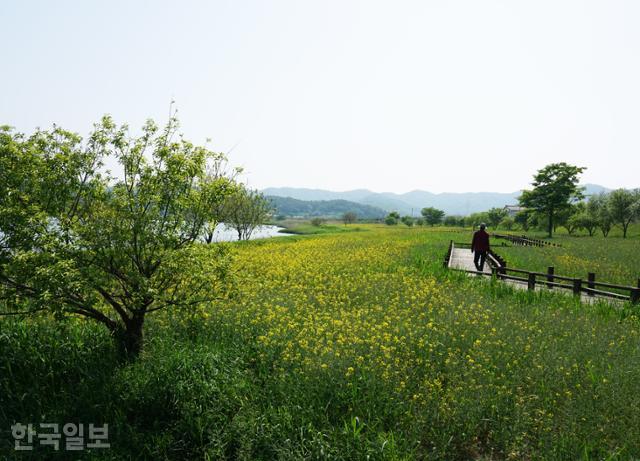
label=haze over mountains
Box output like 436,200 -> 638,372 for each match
267,196 -> 387,219
264,184 -> 611,216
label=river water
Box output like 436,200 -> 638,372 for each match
205,223 -> 288,242
0,224 -> 288,245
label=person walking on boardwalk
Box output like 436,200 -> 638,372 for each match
471,223 -> 490,271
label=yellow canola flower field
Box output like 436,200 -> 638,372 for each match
218,229 -> 454,381
202,226 -> 640,457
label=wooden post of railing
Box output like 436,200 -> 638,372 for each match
528,272 -> 536,291
632,278 -> 640,305
587,273 -> 596,297
443,240 -> 452,268
547,266 -> 554,289
572,278 -> 582,297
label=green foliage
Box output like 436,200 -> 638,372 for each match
342,212 -> 358,225
514,210 -> 531,231
400,216 -> 414,227
310,217 -> 326,227
385,212 -> 399,225
0,318 -> 117,430
4,227 -> 640,459
443,215 -> 456,226
568,212 -> 597,236
0,116 -> 235,358
587,192 -> 613,237
607,188 -> 640,238
518,162 -> 586,237
466,211 -> 490,229
500,216 -> 515,230
420,207 -> 445,226
556,204 -> 582,235
113,340 -> 255,458
443,215 -> 465,227
486,207 -> 508,229
224,186 -> 272,240
278,223 -> 360,235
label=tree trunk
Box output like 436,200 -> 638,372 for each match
113,314 -> 145,361
547,210 -> 553,238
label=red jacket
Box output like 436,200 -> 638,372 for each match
471,229 -> 490,252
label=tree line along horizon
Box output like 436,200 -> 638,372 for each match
378,163 -> 640,239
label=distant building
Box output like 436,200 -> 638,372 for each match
503,205 -> 526,217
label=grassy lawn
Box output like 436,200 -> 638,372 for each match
2,225 -> 640,459
275,218 -> 366,235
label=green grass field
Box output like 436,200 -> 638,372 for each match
2,225 -> 640,459
273,218 -> 366,235
491,226 -> 640,287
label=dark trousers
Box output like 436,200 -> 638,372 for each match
474,251 -> 487,271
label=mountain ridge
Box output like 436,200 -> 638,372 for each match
263,184 -> 612,215
267,196 -> 386,219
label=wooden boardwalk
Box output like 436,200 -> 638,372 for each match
447,242 -> 623,305
448,244 -> 492,274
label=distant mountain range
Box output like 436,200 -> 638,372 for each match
267,196 -> 386,219
263,184 -> 611,216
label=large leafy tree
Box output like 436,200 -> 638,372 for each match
400,215 -> 414,227
513,210 -> 530,231
518,163 -> 586,237
421,207 -> 445,226
587,192 -> 613,237
568,200 -> 599,236
486,207 -> 508,229
466,212 -> 489,229
223,186 -> 272,240
0,116 -> 236,359
607,188 -> 640,238
202,162 -> 243,244
342,211 -> 358,226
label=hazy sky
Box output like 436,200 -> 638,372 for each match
2,1 -> 639,193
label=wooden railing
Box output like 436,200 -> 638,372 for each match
492,233 -> 561,247
443,240 -> 454,268
490,266 -> 640,304
443,241 -> 640,304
